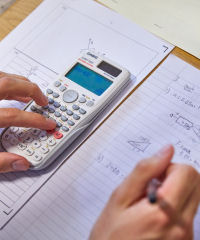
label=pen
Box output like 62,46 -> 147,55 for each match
147,178 -> 162,204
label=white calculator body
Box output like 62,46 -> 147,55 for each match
1,51 -> 131,170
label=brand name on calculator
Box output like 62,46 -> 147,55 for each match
87,52 -> 98,59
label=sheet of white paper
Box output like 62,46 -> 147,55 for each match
1,54 -> 199,240
98,0 -> 200,59
0,0 -> 173,229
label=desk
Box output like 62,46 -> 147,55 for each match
0,0 -> 200,71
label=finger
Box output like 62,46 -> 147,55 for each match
157,164 -> 199,211
0,77 -> 47,106
0,108 -> 56,130
111,145 -> 174,207
0,71 -> 30,81
182,179 -> 200,221
14,97 -> 32,103
0,152 -> 30,173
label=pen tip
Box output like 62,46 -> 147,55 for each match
149,193 -> 157,204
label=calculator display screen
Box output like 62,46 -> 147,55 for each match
65,63 -> 113,96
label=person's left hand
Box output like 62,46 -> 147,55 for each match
0,72 -> 56,172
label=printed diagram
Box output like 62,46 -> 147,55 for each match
170,113 -> 200,141
1,49 -> 57,89
80,38 -> 106,57
127,136 -> 151,152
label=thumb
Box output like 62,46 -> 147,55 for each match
0,152 -> 30,173
112,144 -> 174,207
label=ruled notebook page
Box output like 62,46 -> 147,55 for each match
2,54 -> 200,239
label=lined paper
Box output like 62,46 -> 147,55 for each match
1,54 -> 199,239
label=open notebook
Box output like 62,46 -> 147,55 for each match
1,54 -> 200,240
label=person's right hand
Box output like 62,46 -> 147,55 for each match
0,72 -> 56,173
90,145 -> 200,240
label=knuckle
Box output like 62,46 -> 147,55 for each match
5,108 -> 21,120
172,227 -> 187,240
0,77 -> 12,89
153,210 -> 170,230
183,165 -> 198,181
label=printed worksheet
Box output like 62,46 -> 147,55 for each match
1,54 -> 199,240
99,0 -> 200,59
0,0 -> 173,229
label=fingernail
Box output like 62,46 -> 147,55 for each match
12,160 -> 29,171
155,145 -> 172,158
46,118 -> 56,126
41,94 -> 48,104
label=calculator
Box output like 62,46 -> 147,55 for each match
1,51 -> 131,170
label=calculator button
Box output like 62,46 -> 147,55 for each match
31,129 -> 41,136
86,100 -> 94,107
42,105 -> 49,110
59,85 -> 66,92
47,89 -> 53,94
72,104 -> 80,110
25,148 -> 34,156
53,102 -> 61,108
54,111 -> 61,118
62,126 -> 69,132
10,127 -> 19,133
60,106 -> 67,112
40,146 -> 49,154
17,143 -> 27,150
63,90 -> 78,103
24,135 -> 34,143
47,138 -> 56,146
31,105 -> 37,112
16,130 -> 27,138
33,154 -> 43,162
79,97 -> 86,103
36,109 -> 43,114
67,120 -> 75,126
53,131 -> 63,139
79,108 -> 87,115
56,122 -> 62,128
73,114 -> 80,120
48,98 -> 54,104
32,141 -> 41,149
61,115 -> 68,122
53,92 -> 59,98
39,132 -> 48,141
43,112 -> 49,118
10,137 -> 18,145
48,108 -> 55,113
3,133 -> 11,141
54,81 -> 61,87
66,109 -> 73,116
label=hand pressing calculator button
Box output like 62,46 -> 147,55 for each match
1,51 -> 131,170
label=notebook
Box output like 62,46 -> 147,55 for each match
1,54 -> 200,240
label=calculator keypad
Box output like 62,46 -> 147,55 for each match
2,79 -> 95,168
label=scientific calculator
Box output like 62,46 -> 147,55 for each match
1,51 -> 131,170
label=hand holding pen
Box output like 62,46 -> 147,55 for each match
90,145 -> 200,240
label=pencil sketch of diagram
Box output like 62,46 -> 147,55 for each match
170,113 -> 200,141
127,136 -> 151,152
80,38 -> 106,57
